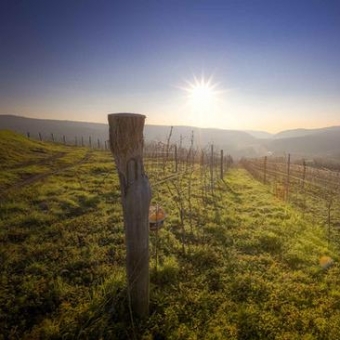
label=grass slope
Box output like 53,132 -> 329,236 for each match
0,130 -> 89,192
0,130 -> 60,168
0,131 -> 339,339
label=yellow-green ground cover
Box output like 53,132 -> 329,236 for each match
0,130 -> 339,339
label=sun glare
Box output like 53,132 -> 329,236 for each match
182,75 -> 222,127
188,79 -> 215,108
186,77 -> 219,107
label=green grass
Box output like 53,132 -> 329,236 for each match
1,130 -> 340,339
0,130 -> 66,168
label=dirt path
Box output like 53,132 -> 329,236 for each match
1,151 -> 92,199
14,151 -> 67,168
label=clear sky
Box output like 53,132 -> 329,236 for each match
1,0 -> 340,132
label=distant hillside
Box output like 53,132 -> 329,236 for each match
1,115 -> 339,159
274,126 -> 340,139
246,130 -> 273,139
0,115 -> 258,158
266,129 -> 340,158
144,125 -> 260,157
0,115 -> 108,145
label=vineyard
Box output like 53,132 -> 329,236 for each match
1,129 -> 340,339
242,156 -> 340,249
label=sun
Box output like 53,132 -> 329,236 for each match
188,78 -> 216,108
186,76 -> 219,109
181,75 -> 221,127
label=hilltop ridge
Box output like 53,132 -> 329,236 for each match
1,114 -> 340,159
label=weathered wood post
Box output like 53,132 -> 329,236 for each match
210,144 -> 214,194
302,159 -> 306,190
285,153 -> 291,202
165,126 -> 173,167
179,134 -> 183,171
174,144 -> 178,173
220,149 -> 224,180
263,156 -> 267,184
108,113 -> 152,319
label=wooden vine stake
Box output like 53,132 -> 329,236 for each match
220,149 -> 224,180
285,153 -> 291,202
108,113 -> 152,319
263,156 -> 267,184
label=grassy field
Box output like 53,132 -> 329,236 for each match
1,130 -> 340,339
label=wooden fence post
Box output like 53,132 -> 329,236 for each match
39,132 -> 42,141
220,149 -> 224,180
263,156 -> 267,184
210,144 -> 214,194
179,134 -> 183,171
302,159 -> 306,190
174,144 -> 178,173
108,113 -> 151,319
285,153 -> 291,202
165,126 -> 173,166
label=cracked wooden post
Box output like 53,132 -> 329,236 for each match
263,156 -> 267,184
285,153 -> 291,202
220,149 -> 224,180
108,113 -> 151,319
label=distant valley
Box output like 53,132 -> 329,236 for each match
1,115 -> 340,159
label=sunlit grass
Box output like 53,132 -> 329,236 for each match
1,131 -> 340,339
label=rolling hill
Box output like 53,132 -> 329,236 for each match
266,129 -> 340,158
1,114 -> 340,159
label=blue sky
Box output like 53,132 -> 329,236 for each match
1,0 -> 340,132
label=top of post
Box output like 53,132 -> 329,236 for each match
108,113 -> 146,120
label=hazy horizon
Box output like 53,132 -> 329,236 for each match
1,0 -> 340,133
2,113 -> 340,135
